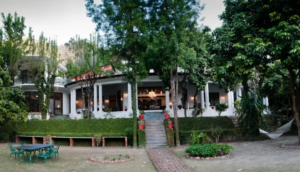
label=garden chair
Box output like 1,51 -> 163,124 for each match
8,143 -> 24,161
51,143 -> 60,161
35,147 -> 53,166
20,141 -> 25,146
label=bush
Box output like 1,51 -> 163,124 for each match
190,132 -> 212,145
185,144 -> 234,157
166,129 -> 175,147
125,127 -> 133,146
0,133 -> 9,142
138,130 -> 145,147
14,118 -> 133,137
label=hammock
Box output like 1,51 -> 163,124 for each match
259,119 -> 294,139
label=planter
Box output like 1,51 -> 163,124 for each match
179,107 -> 182,110
125,109 -> 127,111
50,115 -> 53,118
138,125 -> 144,130
165,114 -> 170,119
66,115 -> 69,118
168,124 -> 173,129
211,106 -> 215,109
139,115 -> 144,120
162,110 -> 165,114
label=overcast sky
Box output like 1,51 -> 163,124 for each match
0,0 -> 225,46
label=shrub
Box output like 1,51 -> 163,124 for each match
94,133 -> 102,147
138,129 -> 145,147
185,144 -> 234,157
190,132 -> 212,145
0,133 -> 9,142
210,126 -> 224,143
166,128 -> 175,147
215,103 -> 228,116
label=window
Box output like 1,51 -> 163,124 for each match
209,92 -> 220,106
25,92 -> 40,112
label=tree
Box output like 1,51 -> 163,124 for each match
146,0 -> 205,147
217,0 -> 300,144
0,13 -> 33,80
27,33 -> 59,120
86,0 -> 149,148
215,103 -> 228,117
0,56 -> 27,122
66,34 -> 112,118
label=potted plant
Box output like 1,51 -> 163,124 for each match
162,109 -> 165,114
210,100 -> 215,109
164,110 -> 170,119
139,111 -> 145,119
178,105 -> 183,110
168,119 -> 173,129
124,105 -> 127,111
138,120 -> 145,129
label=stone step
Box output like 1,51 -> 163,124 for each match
146,141 -> 167,145
146,126 -> 165,129
146,139 -> 167,142
146,134 -> 166,137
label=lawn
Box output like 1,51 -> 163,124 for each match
0,144 -> 156,172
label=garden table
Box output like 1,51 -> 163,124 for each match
15,144 -> 53,165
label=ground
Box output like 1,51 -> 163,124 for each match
174,136 -> 300,172
0,145 -> 156,172
2,136 -> 300,172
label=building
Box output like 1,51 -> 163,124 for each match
12,56 -> 269,119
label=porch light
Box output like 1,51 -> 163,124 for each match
76,100 -> 79,104
191,96 -> 194,100
148,90 -> 156,99
105,99 -> 109,103
169,102 -> 172,106
124,93 -> 128,97
220,96 -> 225,100
36,95 -> 38,98
57,104 -> 60,108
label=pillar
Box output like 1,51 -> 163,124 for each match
228,91 -> 234,113
98,84 -> 103,115
237,88 -> 242,100
266,96 -> 269,107
127,83 -> 132,112
63,93 -> 69,115
70,89 -> 76,116
165,90 -> 170,110
201,91 -> 205,109
205,83 -> 209,108
94,85 -> 97,112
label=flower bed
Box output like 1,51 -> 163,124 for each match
89,154 -> 133,163
281,143 -> 300,149
185,144 -> 233,158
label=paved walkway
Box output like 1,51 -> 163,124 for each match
147,148 -> 191,172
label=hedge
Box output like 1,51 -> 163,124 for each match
14,118 -> 133,137
138,129 -> 146,147
166,129 -> 175,147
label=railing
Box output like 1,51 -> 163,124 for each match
14,77 -> 69,86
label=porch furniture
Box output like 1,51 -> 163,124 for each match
51,143 -> 61,161
8,143 -> 24,161
102,136 -> 127,147
35,147 -> 53,166
15,144 -> 53,165
20,141 -> 26,146
45,140 -> 55,144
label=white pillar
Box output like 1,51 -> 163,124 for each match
165,90 -> 170,110
70,89 -> 76,117
205,83 -> 209,108
98,84 -> 102,114
266,96 -> 269,107
201,91 -> 205,109
228,91 -> 234,114
93,85 -> 97,112
63,93 -> 69,115
136,83 -> 139,114
127,83 -> 132,113
237,88 -> 242,100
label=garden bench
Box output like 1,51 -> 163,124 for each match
102,136 -> 127,147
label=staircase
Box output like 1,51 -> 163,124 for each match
145,120 -> 167,148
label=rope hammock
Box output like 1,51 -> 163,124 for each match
259,119 -> 294,139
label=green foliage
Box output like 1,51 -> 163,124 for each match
138,129 -> 145,148
166,129 -> 175,147
238,90 -> 266,136
190,132 -> 212,145
125,127 -> 133,146
15,119 -> 133,137
0,133 -> 9,142
210,126 -> 224,143
94,133 -> 102,147
215,103 -> 228,116
185,144 -> 234,157
234,100 -> 242,116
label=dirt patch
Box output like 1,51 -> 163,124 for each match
0,144 -> 157,172
173,136 -> 300,172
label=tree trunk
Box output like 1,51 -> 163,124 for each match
288,69 -> 300,145
132,80 -> 138,148
179,82 -> 187,117
193,88 -> 199,117
171,68 -> 180,147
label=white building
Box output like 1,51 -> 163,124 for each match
12,56 -> 269,119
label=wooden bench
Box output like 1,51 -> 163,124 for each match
102,136 -> 127,147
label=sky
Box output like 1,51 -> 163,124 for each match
0,0 -> 225,46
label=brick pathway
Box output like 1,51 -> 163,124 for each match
146,148 -> 191,172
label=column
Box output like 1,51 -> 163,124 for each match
266,96 -> 269,107
165,90 -> 170,110
70,89 -> 76,116
201,91 -> 205,109
98,84 -> 102,113
127,83 -> 132,112
237,88 -> 242,100
136,83 -> 139,114
205,83 -> 209,108
228,91 -> 234,113
94,85 -> 97,112
63,93 -> 70,115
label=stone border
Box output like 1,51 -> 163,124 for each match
186,153 -> 231,160
281,144 -> 300,149
88,155 -> 134,163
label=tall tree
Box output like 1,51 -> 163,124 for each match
66,34 -> 112,118
86,0 -> 149,148
0,13 -> 33,80
146,0 -> 205,146
27,33 -> 59,120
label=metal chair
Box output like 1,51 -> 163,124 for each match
45,140 -> 55,145
20,141 -> 26,146
8,143 -> 24,160
51,143 -> 60,161
35,148 -> 53,166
